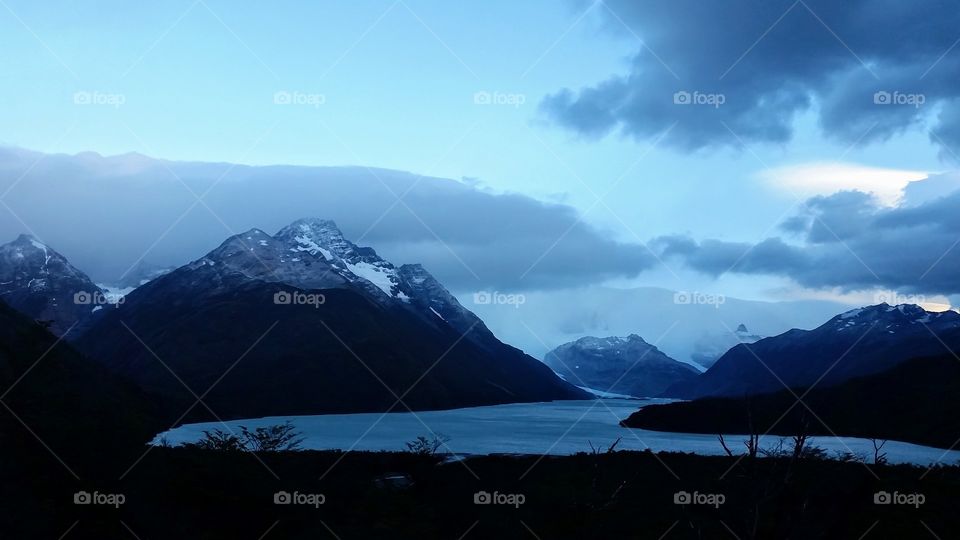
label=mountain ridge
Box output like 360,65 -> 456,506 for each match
664,302 -> 960,399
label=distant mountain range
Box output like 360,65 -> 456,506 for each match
468,286 -> 848,367
544,335 -> 699,397
4,219 -> 960,445
664,303 -> 960,399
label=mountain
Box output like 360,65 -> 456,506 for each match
690,323 -> 764,369
623,353 -> 960,449
544,335 -> 699,398
664,303 -> 960,399
0,234 -> 106,335
76,219 -> 588,421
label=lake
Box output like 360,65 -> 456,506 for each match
156,398 -> 960,466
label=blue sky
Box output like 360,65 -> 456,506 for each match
1,0 -> 957,304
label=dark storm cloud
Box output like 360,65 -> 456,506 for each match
544,0 -> 960,153
0,148 -> 655,291
657,187 -> 960,294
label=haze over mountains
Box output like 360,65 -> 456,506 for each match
471,287 -> 849,366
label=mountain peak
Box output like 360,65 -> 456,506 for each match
275,218 -> 353,260
0,234 -> 103,335
11,233 -> 45,248
288,217 -> 340,230
833,302 -> 952,325
239,228 -> 269,238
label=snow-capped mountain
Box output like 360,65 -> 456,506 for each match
0,234 -> 105,335
665,303 -> 960,399
77,219 -> 588,421
545,334 -> 699,398
176,218 -> 506,349
690,323 -> 764,369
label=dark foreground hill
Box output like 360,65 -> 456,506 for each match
624,354 -> 960,449
0,299 -> 161,534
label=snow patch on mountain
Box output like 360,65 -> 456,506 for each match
343,260 -> 398,297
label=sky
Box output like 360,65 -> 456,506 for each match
1,0 -> 959,308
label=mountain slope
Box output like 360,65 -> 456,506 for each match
0,234 -> 106,335
545,335 -> 699,397
76,219 -> 588,421
623,353 -> 960,449
664,303 -> 960,399
0,298 -> 160,468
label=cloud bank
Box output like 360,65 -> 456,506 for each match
657,175 -> 960,295
544,0 -> 960,154
0,147 -> 654,291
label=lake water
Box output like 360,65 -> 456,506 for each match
156,398 -> 960,466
